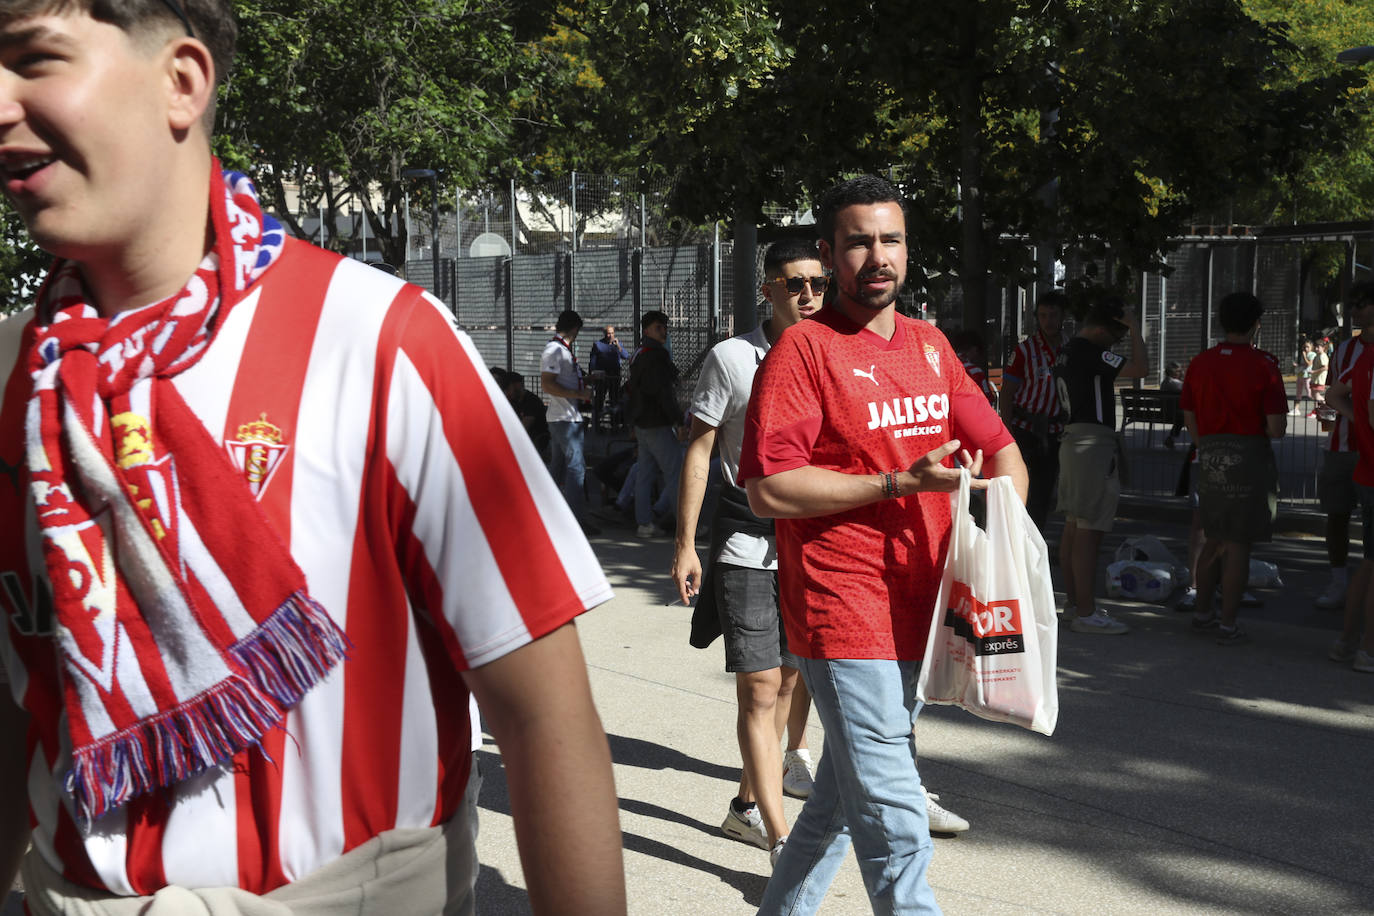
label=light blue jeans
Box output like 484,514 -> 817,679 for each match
548,420 -> 586,519
633,425 -> 682,527
758,658 -> 940,916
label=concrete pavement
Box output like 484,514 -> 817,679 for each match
6,505 -> 1371,915
471,508 -> 1374,915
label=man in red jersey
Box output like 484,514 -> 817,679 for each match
1178,292 -> 1288,645
1322,327 -> 1374,673
1001,290 -> 1068,530
739,175 -> 1026,915
0,2 -> 624,913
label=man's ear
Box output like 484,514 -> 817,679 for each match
817,239 -> 834,270
164,38 -> 215,132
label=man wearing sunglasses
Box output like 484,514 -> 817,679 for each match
671,238 -> 822,867
0,2 -> 624,913
740,176 -> 1026,914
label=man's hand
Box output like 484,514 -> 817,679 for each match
900,440 -> 985,494
671,546 -> 703,606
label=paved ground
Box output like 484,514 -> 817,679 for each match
467,505 -> 1374,915
8,502 -> 1372,915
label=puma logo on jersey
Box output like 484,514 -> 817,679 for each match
853,365 -> 879,386
866,394 -> 949,439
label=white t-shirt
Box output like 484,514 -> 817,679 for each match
540,336 -> 584,423
691,323 -> 776,570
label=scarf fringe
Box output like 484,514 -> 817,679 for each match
64,591 -> 349,825
230,591 -> 351,711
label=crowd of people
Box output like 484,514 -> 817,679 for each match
0,3 -> 1370,915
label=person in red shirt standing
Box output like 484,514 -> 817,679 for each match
1178,292 -> 1288,645
1323,336 -> 1374,672
739,176 -> 1027,915
1001,291 -> 1069,530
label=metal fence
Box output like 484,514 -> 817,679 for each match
404,175 -> 752,394
401,174 -> 1367,507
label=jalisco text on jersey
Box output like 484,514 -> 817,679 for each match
865,394 -> 950,438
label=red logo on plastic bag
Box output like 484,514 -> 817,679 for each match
943,582 -> 1025,655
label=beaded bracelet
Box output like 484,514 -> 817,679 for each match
881,470 -> 901,499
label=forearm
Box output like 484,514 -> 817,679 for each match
468,626 -> 625,915
999,378 -> 1022,423
0,698 -> 30,893
984,441 -> 1029,504
746,465 -> 890,519
1122,329 -> 1148,378
1325,383 -> 1353,421
674,432 -> 714,549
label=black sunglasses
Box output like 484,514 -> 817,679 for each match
158,0 -> 196,37
769,275 -> 829,295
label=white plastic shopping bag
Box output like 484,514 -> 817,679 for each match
1105,560 -> 1176,602
916,469 -> 1059,735
1114,535 -> 1189,587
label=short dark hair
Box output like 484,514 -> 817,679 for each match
641,310 -> 669,331
1,1 -> 238,128
816,176 -> 905,246
1083,295 -> 1126,332
763,237 -> 820,275
1035,290 -> 1068,312
489,366 -> 510,386
1349,281 -> 1374,311
555,309 -> 583,333
1218,291 -> 1263,334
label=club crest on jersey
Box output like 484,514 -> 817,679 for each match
225,413 -> 290,500
924,343 -> 941,377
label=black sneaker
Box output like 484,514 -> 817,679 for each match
1215,625 -> 1250,646
1190,613 -> 1220,632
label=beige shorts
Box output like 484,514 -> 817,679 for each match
1057,423 -> 1121,532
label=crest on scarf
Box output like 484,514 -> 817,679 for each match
225,414 -> 290,500
924,343 -> 941,377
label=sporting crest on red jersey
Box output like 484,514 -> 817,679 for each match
225,413 -> 290,500
924,343 -> 941,377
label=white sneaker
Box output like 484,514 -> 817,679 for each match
721,801 -> 769,850
1069,609 -> 1129,634
770,836 -> 787,868
635,524 -> 657,538
923,787 -> 970,834
782,749 -> 814,799
1315,579 -> 1347,610
1355,650 -> 1374,674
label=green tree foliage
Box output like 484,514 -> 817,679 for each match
573,0 -> 1367,325
1,202 -> 48,314
1236,0 -> 1374,224
215,0 -> 554,268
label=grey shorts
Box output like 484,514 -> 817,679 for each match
1057,423 -> 1120,532
1197,435 -> 1278,544
715,563 -> 797,674
1318,450 -> 1360,516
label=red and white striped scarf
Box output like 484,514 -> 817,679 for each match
26,159 -> 348,825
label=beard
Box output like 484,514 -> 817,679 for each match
841,268 -> 905,312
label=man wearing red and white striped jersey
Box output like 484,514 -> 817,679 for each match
1325,340 -> 1374,672
0,3 -> 624,914
1314,283 -> 1374,610
740,176 -> 1026,915
1001,291 -> 1068,530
